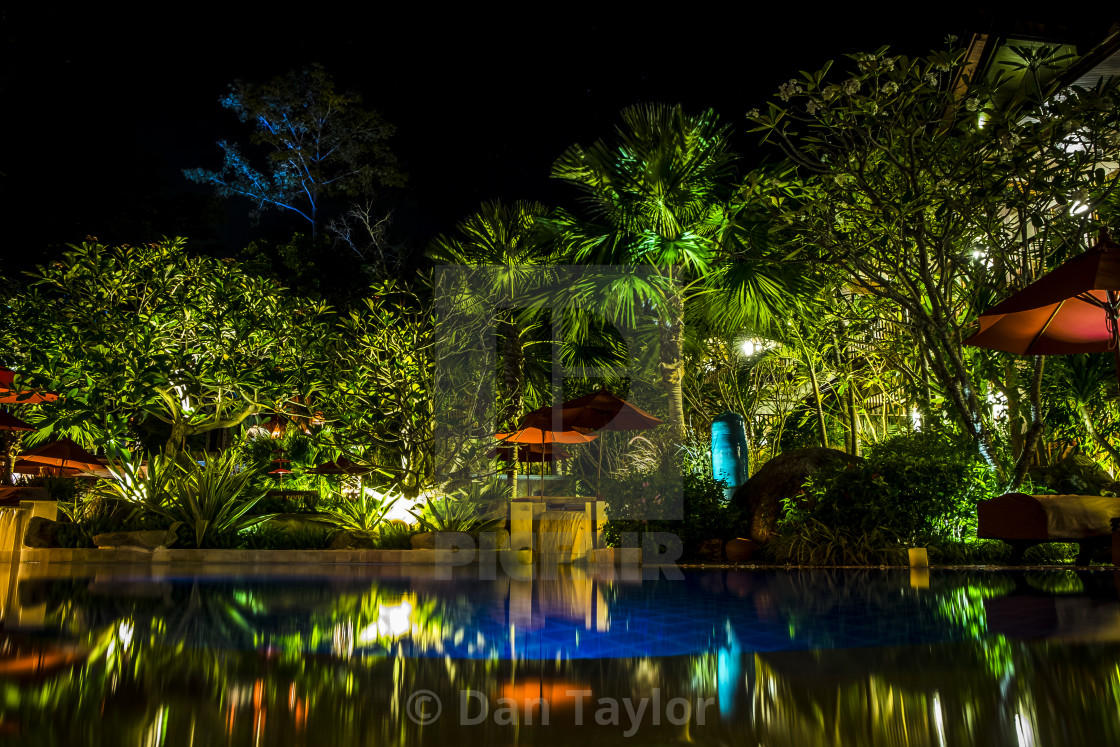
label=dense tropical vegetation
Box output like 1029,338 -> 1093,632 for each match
3,37 -> 1120,562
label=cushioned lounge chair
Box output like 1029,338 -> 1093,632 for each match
977,492 -> 1120,565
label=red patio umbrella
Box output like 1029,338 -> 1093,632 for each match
495,428 -> 596,497
965,231 -> 1120,383
519,389 -> 662,495
0,411 -> 34,432
12,460 -> 83,477
486,443 -> 572,463
0,368 -> 59,404
519,388 -> 663,433
17,438 -> 104,472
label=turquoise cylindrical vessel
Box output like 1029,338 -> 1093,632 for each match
711,412 -> 749,501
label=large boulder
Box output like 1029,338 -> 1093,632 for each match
1029,453 -> 1120,496
23,517 -> 63,548
730,448 -> 856,542
92,529 -> 175,551
410,531 -> 435,550
479,528 -> 510,550
263,513 -> 334,531
328,530 -> 377,550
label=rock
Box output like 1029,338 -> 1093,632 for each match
479,528 -> 510,550
263,513 -> 334,531
328,530 -> 377,550
92,529 -> 175,551
410,531 -> 490,551
697,538 -> 724,561
1029,453 -> 1120,496
23,517 -> 63,548
410,532 -> 435,550
725,537 -> 759,563
730,447 -> 856,542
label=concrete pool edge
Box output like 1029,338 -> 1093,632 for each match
15,546 -> 646,566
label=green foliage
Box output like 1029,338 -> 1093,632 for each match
314,281 -> 433,496
97,449 -> 178,516
926,539 -> 1011,565
239,525 -> 335,550
788,431 -> 999,543
601,470 -> 735,558
1,239 -> 332,452
375,522 -> 417,549
410,492 -> 504,534
749,40 -> 1120,468
152,450 -> 272,548
760,521 -> 908,566
320,482 -> 400,533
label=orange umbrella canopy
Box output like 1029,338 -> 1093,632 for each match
519,389 -> 662,433
487,443 -> 572,463
0,368 -> 60,404
0,411 -> 35,432
17,438 -> 104,473
12,460 -> 83,477
965,233 -> 1120,356
495,427 -> 598,445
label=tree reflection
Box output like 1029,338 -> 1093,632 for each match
1,567 -> 1118,745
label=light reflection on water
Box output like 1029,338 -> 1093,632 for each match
0,563 -> 1119,745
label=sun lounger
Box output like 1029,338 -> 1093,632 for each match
977,492 -> 1120,565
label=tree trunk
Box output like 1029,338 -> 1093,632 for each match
847,385 -> 861,457
658,272 -> 687,442
807,358 -> 829,449
1011,357 -> 1045,488
500,309 -> 524,495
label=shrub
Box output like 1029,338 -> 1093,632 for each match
759,520 -> 907,566
787,431 -> 999,544
410,492 -> 504,534
376,522 -> 417,549
153,450 -> 272,548
321,481 -> 400,533
239,525 -> 335,550
601,471 -> 734,558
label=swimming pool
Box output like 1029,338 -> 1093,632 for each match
2,563 -> 1119,745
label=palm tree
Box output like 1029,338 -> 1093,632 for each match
429,201 -> 556,488
552,104 -> 799,440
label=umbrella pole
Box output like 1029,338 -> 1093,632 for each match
596,434 -> 604,499
1110,292 -> 1120,390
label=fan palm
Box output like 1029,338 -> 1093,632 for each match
552,104 -> 798,439
429,201 -> 555,430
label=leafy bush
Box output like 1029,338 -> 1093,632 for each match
787,431 -> 999,544
239,525 -> 335,550
97,449 -> 179,517
601,470 -> 734,558
152,450 -> 272,548
376,522 -> 418,549
410,493 -> 504,534
759,520 -> 908,566
321,481 -> 400,533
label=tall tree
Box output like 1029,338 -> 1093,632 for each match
552,104 -> 797,440
750,42 -> 1120,473
184,64 -> 404,238
0,239 -> 331,452
428,201 -> 558,492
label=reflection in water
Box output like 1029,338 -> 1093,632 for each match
0,564 -> 1119,744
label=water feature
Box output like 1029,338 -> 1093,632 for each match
1,563 -> 1119,745
0,507 -> 26,563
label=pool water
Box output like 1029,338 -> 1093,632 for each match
2,563 -> 1119,745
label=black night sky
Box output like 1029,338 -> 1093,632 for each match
1,4 -> 1114,274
